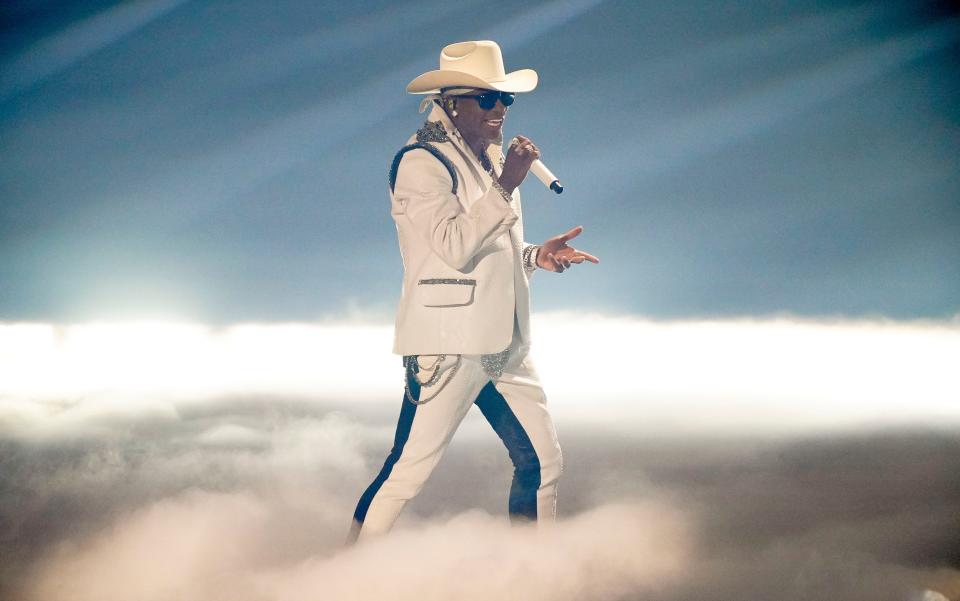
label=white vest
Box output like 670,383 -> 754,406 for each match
390,105 -> 536,355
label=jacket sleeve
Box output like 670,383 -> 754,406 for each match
392,148 -> 518,271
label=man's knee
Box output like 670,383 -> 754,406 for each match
513,443 -> 562,487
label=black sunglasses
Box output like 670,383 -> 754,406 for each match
461,90 -> 516,110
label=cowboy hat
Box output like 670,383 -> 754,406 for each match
406,40 -> 538,94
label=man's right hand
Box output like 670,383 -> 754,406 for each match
498,135 -> 540,194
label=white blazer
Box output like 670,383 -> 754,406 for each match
390,105 -> 537,355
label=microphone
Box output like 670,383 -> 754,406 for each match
509,138 -> 563,194
531,159 -> 564,194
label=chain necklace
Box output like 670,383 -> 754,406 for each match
478,149 -> 512,204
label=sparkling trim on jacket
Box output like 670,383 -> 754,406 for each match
416,120 -> 450,144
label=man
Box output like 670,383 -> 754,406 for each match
348,40 -> 598,544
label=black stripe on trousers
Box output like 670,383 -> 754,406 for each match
474,382 -> 541,523
346,377 -> 541,544
346,372 -> 420,545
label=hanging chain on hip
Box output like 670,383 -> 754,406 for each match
404,354 -> 462,405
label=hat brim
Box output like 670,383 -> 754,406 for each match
406,68 -> 538,94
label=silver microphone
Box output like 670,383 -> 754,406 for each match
509,138 -> 563,194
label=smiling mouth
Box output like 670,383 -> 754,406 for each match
484,119 -> 503,126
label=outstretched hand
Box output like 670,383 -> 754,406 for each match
537,226 -> 599,273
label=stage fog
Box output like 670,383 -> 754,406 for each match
2,315 -> 958,600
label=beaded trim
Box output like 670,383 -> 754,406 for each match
480,346 -> 511,379
416,120 -> 450,144
479,149 -> 513,204
488,177 -> 513,204
418,278 -> 476,285
522,244 -> 541,271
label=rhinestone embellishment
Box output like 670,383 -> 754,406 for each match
480,346 -> 511,379
522,244 -> 541,271
418,278 -> 476,285
416,120 -> 449,144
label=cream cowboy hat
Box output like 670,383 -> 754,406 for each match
406,40 -> 538,94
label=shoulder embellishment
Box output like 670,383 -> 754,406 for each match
416,120 -> 449,144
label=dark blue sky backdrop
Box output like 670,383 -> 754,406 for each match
1,0 -> 958,322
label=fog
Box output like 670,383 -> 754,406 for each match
3,314 -> 958,436
3,405 -> 958,601
1,315 -> 958,600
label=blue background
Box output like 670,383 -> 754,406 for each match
2,0 -> 958,322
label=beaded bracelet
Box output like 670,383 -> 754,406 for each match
522,244 -> 541,270
488,176 -> 513,204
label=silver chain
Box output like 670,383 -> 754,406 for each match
481,150 -> 513,204
404,354 -> 462,405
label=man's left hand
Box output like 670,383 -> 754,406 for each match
537,226 -> 599,273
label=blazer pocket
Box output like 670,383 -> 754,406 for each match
418,278 -> 476,307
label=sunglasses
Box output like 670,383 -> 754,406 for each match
461,90 -> 516,110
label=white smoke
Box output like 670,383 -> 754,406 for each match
2,314 -> 958,437
3,314 -> 960,601
24,491 -> 691,601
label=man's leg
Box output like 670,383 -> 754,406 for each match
348,356 -> 488,544
475,351 -> 563,525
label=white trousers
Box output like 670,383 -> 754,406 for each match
348,332 -> 562,543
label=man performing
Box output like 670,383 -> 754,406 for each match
348,40 -> 598,544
